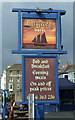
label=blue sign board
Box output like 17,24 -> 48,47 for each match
12,8 -> 67,55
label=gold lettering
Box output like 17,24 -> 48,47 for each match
25,20 -> 55,29
35,75 -> 46,80
30,86 -> 39,92
46,81 -> 52,86
30,82 -> 37,86
40,87 -> 52,91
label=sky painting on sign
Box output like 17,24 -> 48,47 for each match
22,19 -> 56,48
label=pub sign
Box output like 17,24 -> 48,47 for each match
22,55 -> 59,104
22,19 -> 57,49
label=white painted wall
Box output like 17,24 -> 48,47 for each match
1,70 -> 6,90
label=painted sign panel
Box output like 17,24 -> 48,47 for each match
23,55 -> 59,103
22,19 -> 57,49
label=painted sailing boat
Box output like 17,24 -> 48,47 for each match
32,33 -> 47,45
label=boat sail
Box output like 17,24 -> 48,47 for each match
41,33 -> 47,43
32,36 -> 36,43
37,34 -> 40,43
32,32 -> 47,45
